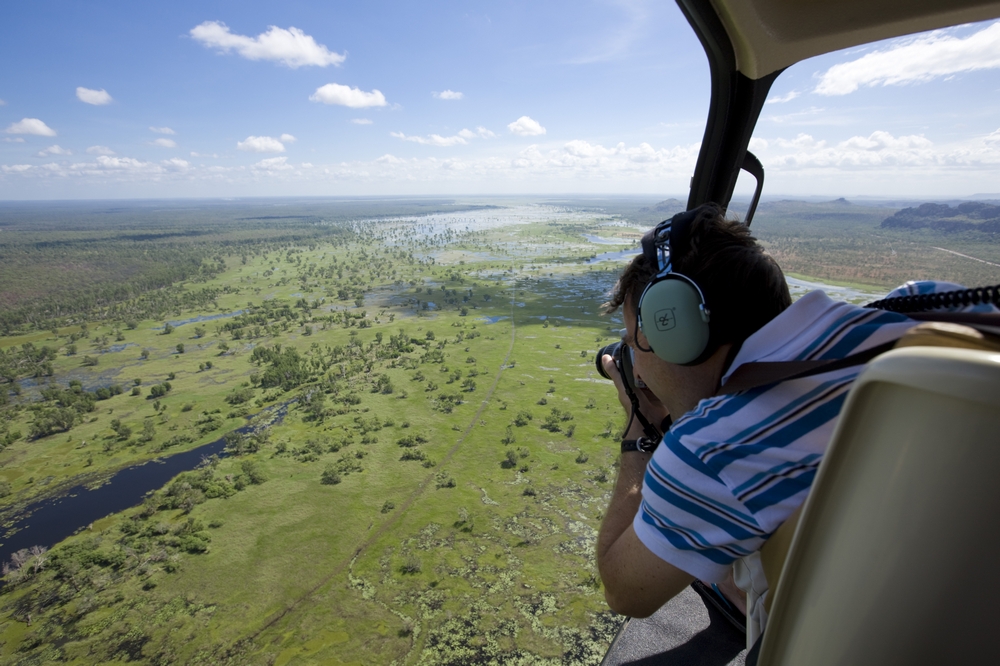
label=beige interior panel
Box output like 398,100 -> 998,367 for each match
710,0 -> 1000,78
760,347 -> 1000,665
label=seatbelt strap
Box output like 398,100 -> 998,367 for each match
718,339 -> 899,396
719,311 -> 1000,396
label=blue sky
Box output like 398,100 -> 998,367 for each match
2,0 -> 1000,199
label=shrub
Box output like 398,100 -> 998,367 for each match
400,557 -> 421,574
320,467 -> 342,485
400,449 -> 427,461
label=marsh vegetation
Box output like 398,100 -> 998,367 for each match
0,196 -> 996,664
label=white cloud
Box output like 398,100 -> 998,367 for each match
279,133 -> 296,143
5,118 -> 56,136
87,145 -> 116,155
750,130 -> 977,170
3,137 -> 25,143
152,138 -> 177,148
76,87 -> 113,105
190,151 -> 219,158
150,126 -> 176,135
1,164 -> 33,173
253,156 -> 293,170
766,91 -> 800,104
162,158 -> 190,170
456,127 -> 497,140
38,145 -> 72,156
0,99 -> 6,106
390,131 -> 468,147
86,155 -> 162,173
351,118 -> 373,125
190,21 -> 345,68
508,116 -> 546,136
237,135 -> 285,152
816,22 -> 1000,95
310,83 -> 387,108
763,107 -> 836,126
434,90 -> 464,100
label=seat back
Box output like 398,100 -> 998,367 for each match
759,347 -> 1000,665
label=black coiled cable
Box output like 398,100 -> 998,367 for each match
865,284 -> 1000,313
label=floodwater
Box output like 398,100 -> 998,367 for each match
581,234 -> 632,245
152,310 -> 245,330
786,276 -> 885,304
380,204 -> 604,239
586,248 -> 641,264
0,403 -> 289,567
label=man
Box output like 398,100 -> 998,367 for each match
596,203 -> 922,643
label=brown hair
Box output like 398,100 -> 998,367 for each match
604,203 -> 791,353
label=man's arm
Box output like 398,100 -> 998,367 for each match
597,355 -> 694,617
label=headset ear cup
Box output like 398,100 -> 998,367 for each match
638,276 -> 711,364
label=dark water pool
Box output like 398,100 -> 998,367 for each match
0,403 -> 289,566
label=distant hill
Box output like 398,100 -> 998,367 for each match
639,198 -> 685,215
881,202 -> 1000,232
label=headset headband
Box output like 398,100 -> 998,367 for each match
641,209 -> 700,276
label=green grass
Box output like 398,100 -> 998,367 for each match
0,212 -> 628,664
4,197 -> 995,664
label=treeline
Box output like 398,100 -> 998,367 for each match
0,220 -> 358,334
882,201 -> 1000,232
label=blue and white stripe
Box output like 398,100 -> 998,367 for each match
632,289 -> 927,582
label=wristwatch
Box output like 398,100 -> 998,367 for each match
621,436 -> 659,454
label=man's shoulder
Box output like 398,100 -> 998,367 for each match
723,290 -> 916,377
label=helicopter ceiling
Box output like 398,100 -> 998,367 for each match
678,0 -> 1000,219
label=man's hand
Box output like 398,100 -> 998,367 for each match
601,353 -> 669,439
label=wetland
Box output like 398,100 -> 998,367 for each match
0,195 -> 997,664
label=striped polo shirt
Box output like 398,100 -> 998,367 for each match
632,289 -> 922,582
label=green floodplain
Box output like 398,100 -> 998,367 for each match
0,196 -> 998,664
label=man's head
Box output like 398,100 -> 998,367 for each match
606,203 -> 790,367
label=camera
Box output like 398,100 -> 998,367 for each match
595,340 -> 642,392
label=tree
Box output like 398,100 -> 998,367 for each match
502,425 -> 515,445
240,460 -> 266,485
162,323 -> 174,335
141,419 -> 156,442
193,326 -> 206,338
176,343 -> 185,354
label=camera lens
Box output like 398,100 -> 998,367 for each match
595,341 -> 622,379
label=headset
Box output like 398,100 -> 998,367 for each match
637,209 -> 713,365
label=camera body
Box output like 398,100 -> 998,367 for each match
596,341 -> 643,393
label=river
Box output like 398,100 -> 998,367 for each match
0,403 -> 288,568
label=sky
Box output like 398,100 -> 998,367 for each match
2,0 -> 1000,200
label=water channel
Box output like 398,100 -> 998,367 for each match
0,403 -> 289,566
